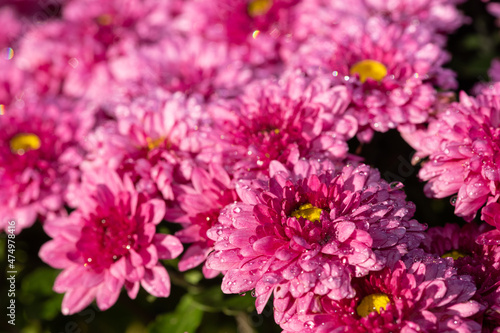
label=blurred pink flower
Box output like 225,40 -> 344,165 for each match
209,70 -> 357,178
206,159 -> 426,324
175,0 -> 300,65
82,91 -> 211,201
327,0 -> 467,39
107,33 -> 256,101
39,169 -> 183,315
0,98 -> 93,232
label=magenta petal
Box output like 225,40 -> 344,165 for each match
476,229 -> 500,245
110,257 -> 126,280
125,256 -> 145,282
54,265 -> 103,292
125,280 -> 140,299
139,244 -> 158,269
141,265 -> 171,297
144,199 -> 166,225
178,244 -> 211,272
154,234 -> 183,260
129,249 -> 144,267
334,221 -> 356,242
61,286 -> 97,315
39,239 -> 75,269
96,273 -> 122,311
253,237 -> 285,254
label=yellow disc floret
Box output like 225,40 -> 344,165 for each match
145,137 -> 167,151
248,0 -> 273,17
349,60 -> 388,83
291,203 -> 322,222
10,133 -> 41,155
96,14 -> 113,26
441,250 -> 466,260
356,293 -> 391,317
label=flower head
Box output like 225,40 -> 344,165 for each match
206,159 -> 426,324
165,163 -> 238,278
423,223 -> 500,331
39,169 -> 183,315
282,252 -> 483,332
286,18 -> 455,142
210,70 -> 357,178
0,98 -> 92,232
415,84 -> 500,222
83,91 -> 210,201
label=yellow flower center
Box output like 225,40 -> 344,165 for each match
291,203 -> 322,222
441,250 -> 466,260
248,0 -> 273,17
96,14 -> 113,26
9,133 -> 41,155
349,60 -> 388,83
356,293 -> 391,317
145,137 -> 167,151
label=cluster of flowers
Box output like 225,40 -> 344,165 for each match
2,0 -> 500,331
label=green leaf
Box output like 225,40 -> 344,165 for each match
19,267 -> 63,321
149,294 -> 204,333
221,293 -> 256,314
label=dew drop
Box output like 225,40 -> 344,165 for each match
450,195 -> 458,206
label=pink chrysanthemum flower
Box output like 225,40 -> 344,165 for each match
39,169 -> 183,315
176,0 -> 300,64
282,252 -> 483,333
106,33 -> 256,101
326,0 -> 466,39
206,159 -> 426,324
422,223 -> 500,331
165,164 -> 238,278
62,0 -> 180,42
0,7 -> 22,48
286,18 -> 455,142
0,98 -> 93,233
82,90 -> 211,201
14,0 -> 176,105
209,70 -> 357,178
415,84 -> 500,222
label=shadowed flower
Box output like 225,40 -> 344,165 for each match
415,84 -> 500,222
39,169 -> 183,315
282,252 -> 483,332
206,159 -> 426,324
165,163 -> 238,278
423,223 -> 500,331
